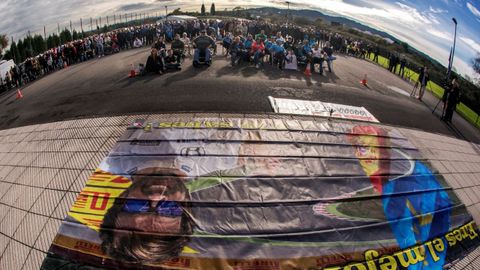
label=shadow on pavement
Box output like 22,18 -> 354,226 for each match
162,64 -> 208,87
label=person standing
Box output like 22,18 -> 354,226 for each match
97,35 -> 105,58
388,53 -> 395,72
418,66 -> 429,101
442,78 -> 461,123
322,41 -> 334,73
399,57 -> 406,78
373,46 -> 379,63
255,29 -> 267,43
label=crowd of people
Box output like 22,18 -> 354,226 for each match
2,16 -> 431,101
140,18 -> 349,75
1,24 -> 158,91
2,17 -> 389,90
1,15 -> 463,124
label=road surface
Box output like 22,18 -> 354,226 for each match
0,46 -> 478,143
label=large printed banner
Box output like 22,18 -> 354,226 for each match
269,96 -> 380,123
42,118 -> 480,270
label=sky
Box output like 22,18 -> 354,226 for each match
1,0 -> 479,80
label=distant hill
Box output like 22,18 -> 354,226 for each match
247,7 -> 402,43
247,7 -> 447,73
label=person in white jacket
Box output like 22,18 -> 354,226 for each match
284,48 -> 298,71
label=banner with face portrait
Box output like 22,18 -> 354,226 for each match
42,118 -> 480,270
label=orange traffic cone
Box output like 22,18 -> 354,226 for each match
304,63 -> 312,77
360,74 -> 368,86
129,64 -> 136,78
16,89 -> 24,99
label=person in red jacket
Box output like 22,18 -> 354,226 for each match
251,37 -> 265,69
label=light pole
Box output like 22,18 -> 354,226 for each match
165,5 -> 168,17
447,17 -> 458,80
286,1 -> 290,26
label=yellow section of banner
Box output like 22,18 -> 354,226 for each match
86,169 -> 132,189
68,169 -> 132,231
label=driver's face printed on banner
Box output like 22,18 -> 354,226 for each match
355,136 -> 380,176
115,176 -> 186,234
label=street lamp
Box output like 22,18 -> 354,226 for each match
286,1 -> 290,26
447,17 -> 458,80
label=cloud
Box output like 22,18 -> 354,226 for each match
116,3 -> 151,12
395,2 -> 435,24
460,36 -> 480,54
427,29 -> 451,40
429,6 -> 447,13
466,2 -> 480,18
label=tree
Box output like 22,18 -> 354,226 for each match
293,16 -> 310,26
17,40 -> 26,62
52,34 -> 61,47
23,36 -> 34,57
0,34 -> 8,56
10,42 -> 20,63
232,6 -> 244,12
401,42 -> 409,53
3,49 -> 12,61
473,54 -> 480,75
201,4 -> 206,16
314,18 -> 324,27
47,35 -> 55,49
232,6 -> 244,17
60,29 -> 72,43
72,30 -> 79,41
172,8 -> 182,15
34,35 -> 45,54
210,3 -> 216,15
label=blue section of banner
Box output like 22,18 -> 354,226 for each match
383,161 -> 452,269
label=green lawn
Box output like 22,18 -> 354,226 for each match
367,54 -> 480,129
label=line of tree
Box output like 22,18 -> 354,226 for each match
0,14 -> 160,64
1,29 -> 81,63
198,3 -> 220,17
210,3 -> 216,15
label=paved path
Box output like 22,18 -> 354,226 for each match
0,47 -> 478,143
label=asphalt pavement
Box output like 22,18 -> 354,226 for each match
0,46 -> 478,143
